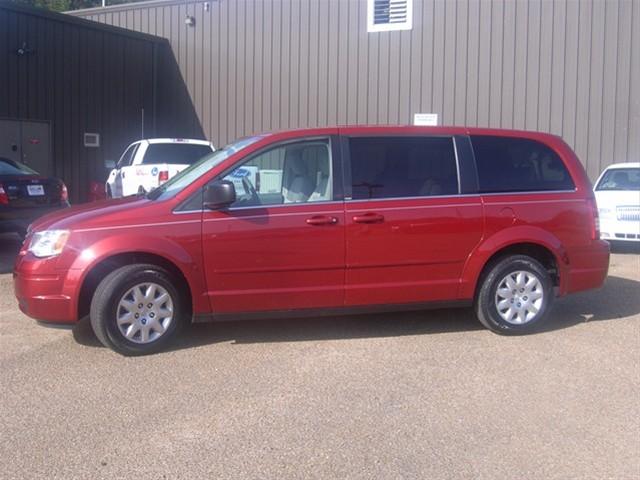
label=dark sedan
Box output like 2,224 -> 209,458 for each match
0,157 -> 69,237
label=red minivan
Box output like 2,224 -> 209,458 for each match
14,127 -> 610,355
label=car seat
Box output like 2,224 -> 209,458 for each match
282,149 -> 315,203
308,148 -> 331,202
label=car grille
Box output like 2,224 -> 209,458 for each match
616,206 -> 640,221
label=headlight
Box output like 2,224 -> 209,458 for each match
29,230 -> 70,258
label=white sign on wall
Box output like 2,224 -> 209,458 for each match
84,133 -> 100,147
413,113 -> 438,126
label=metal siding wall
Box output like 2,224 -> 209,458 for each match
0,5 -> 160,202
71,0 -> 638,180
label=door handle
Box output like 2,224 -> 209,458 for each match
352,212 -> 385,224
306,215 -> 338,226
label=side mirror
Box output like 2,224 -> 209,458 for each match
203,180 -> 236,210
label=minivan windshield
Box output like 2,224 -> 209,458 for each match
595,167 -> 640,191
147,136 -> 263,201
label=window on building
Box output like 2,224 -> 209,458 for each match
348,136 -> 458,200
367,0 -> 413,32
471,136 -> 575,193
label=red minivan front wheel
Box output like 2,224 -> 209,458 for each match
90,264 -> 185,355
475,255 -> 554,334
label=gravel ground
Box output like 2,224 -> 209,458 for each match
0,235 -> 638,479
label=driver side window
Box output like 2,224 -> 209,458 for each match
117,144 -> 138,169
224,139 -> 332,208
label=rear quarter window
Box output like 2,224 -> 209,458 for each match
471,136 -> 575,193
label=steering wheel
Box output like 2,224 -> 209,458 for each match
241,176 -> 260,205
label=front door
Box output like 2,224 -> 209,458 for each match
343,135 -> 483,306
202,137 -> 345,315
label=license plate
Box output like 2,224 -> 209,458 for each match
27,185 -> 45,196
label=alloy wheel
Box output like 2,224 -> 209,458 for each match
494,270 -> 544,325
116,282 -> 174,344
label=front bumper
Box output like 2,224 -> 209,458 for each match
13,254 -> 79,325
600,218 -> 640,242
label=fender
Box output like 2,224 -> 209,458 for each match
66,232 -> 208,320
458,225 -> 569,299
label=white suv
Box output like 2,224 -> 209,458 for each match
106,138 -> 215,198
594,162 -> 640,242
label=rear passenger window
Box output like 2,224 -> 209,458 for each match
348,137 -> 458,200
471,136 -> 575,193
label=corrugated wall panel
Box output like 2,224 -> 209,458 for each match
447,0 -> 456,122
465,0 -> 479,126
613,0 -> 631,164
574,0 -> 592,176
289,0 -> 301,127
68,0 -> 640,180
477,0 -> 491,127
271,0 -> 283,130
629,0 -> 640,165
549,0 -> 565,136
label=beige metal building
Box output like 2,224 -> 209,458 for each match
71,0 -> 640,181
2,0 -> 637,198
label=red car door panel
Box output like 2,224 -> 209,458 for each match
342,134 -> 484,306
201,136 -> 345,314
345,196 -> 483,306
202,204 -> 345,313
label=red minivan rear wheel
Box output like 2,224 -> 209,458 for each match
475,255 -> 553,334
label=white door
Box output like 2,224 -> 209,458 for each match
114,144 -> 138,197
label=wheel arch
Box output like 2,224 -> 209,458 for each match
77,251 -> 196,322
459,226 -> 569,300
473,243 -> 560,298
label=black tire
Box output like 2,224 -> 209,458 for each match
475,255 -> 553,335
90,264 -> 185,355
106,185 -> 112,198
